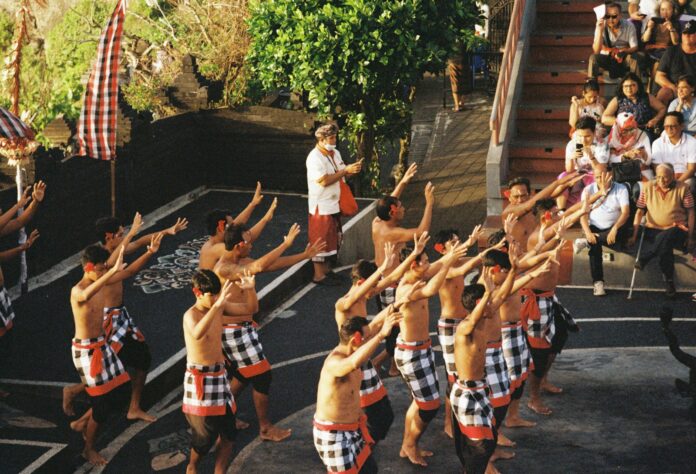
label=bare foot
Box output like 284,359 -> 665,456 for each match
236,418 -> 250,430
485,461 -> 501,474
127,408 -> 157,422
388,359 -> 400,378
70,418 -> 88,433
527,400 -> 552,415
497,431 -> 516,447
542,382 -> 563,394
419,448 -> 434,457
82,448 -> 108,466
62,387 -> 75,417
491,447 -> 516,461
260,425 -> 292,442
399,445 -> 428,467
504,415 -> 537,428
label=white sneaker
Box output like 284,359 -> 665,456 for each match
573,238 -> 589,254
593,280 -> 606,296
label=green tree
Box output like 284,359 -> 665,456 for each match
247,0 -> 481,192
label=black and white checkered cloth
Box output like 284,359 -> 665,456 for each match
437,318 -> 463,383
394,338 -> 441,410
378,285 -> 396,308
72,335 -> 130,396
484,343 -> 510,407
103,305 -> 145,352
360,360 -> 387,407
182,362 -> 235,416
221,322 -> 271,378
522,292 -> 556,348
450,379 -> 495,440
313,415 -> 373,473
0,286 -> 15,337
501,321 -> 531,389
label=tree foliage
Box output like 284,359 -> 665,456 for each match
247,0 -> 482,191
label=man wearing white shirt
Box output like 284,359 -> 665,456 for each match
577,173 -> 632,296
306,123 -> 362,284
651,111 -> 696,195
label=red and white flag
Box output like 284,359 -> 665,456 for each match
0,107 -> 34,141
76,0 -> 127,161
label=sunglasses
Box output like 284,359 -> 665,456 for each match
605,14 -> 619,19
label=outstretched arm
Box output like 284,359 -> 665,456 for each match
0,182 -> 46,236
73,248 -> 126,303
233,182 -> 264,226
374,232 -> 430,293
240,224 -> 300,275
503,173 -> 579,219
108,234 -> 162,283
247,197 -> 277,243
125,217 -> 188,254
325,311 -> 402,377
185,281 -> 232,340
264,238 -> 326,272
0,229 -> 39,263
339,243 -> 396,311
391,163 -> 417,198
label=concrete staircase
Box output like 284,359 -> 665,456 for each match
511,0 -> 612,186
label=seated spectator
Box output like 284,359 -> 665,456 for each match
630,163 -> 695,297
655,19 -> 696,105
667,75 -> 696,135
607,112 -> 655,180
589,3 -> 643,79
569,78 -> 607,136
642,1 -> 680,75
602,73 -> 665,138
629,0 -> 659,26
575,171 -> 632,296
651,111 -> 696,195
557,117 -> 609,211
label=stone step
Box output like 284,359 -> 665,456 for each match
530,45 -> 591,63
517,117 -> 569,135
523,82 -> 596,98
510,156 -> 565,173
537,11 -> 596,28
531,31 -> 593,47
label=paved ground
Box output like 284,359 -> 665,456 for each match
2,89 -> 695,474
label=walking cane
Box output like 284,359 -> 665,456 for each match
627,225 -> 646,300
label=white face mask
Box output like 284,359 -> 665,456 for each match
324,144 -> 336,151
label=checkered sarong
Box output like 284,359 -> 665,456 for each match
520,289 -> 555,349
378,285 -> 396,308
437,318 -> 463,383
0,286 -> 15,337
484,342 -> 510,407
450,379 -> 495,440
360,360 -> 387,408
72,335 -> 130,396
221,322 -> 271,378
313,415 -> 374,473
501,321 -> 532,391
182,362 -> 236,416
394,338 -> 440,410
103,305 -> 145,353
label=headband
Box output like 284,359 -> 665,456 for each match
433,242 -> 445,254
192,287 -> 203,298
217,220 -> 226,233
84,263 -> 95,272
352,331 -> 363,345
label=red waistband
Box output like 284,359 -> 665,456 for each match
486,340 -> 502,349
396,338 -> 431,351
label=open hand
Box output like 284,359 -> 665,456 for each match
252,182 -> 264,206
22,229 -> 39,250
167,217 -> 188,235
147,233 -> 163,254
284,223 -> 301,246
31,180 -> 46,203
237,270 -> 256,290
305,239 -> 327,258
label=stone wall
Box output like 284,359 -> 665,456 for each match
0,106 -> 315,288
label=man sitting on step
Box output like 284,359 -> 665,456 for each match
629,163 -> 695,297
589,3 -> 643,80
575,171 -> 632,296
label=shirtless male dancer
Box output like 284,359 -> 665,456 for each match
70,245 -> 130,465
451,271 -> 497,474
63,212 -> 188,421
0,181 -> 45,396
334,233 -> 429,442
199,183 -> 277,270
213,223 -> 324,440
314,310 -> 402,474
432,224 -> 493,438
372,164 -> 432,375
182,270 -> 257,474
502,173 -> 582,247
394,242 -> 468,466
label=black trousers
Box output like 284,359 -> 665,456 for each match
639,227 -> 687,279
587,223 -> 631,282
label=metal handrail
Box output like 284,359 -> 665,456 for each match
489,0 -> 526,146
